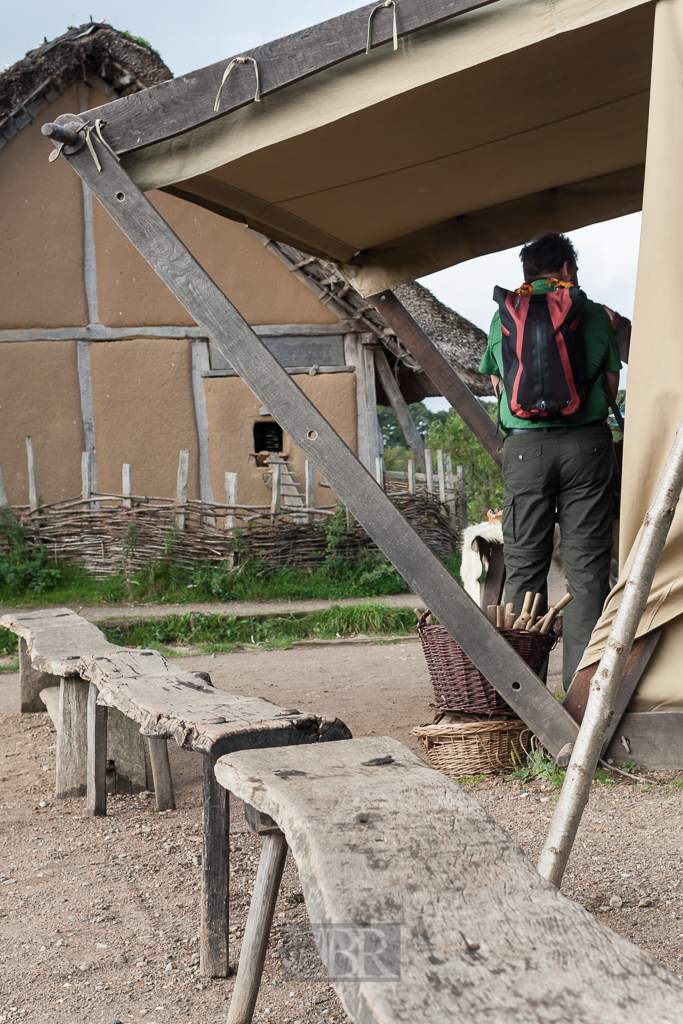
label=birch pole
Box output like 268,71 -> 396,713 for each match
537,416 -> 683,888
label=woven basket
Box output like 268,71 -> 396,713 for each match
413,715 -> 532,778
417,612 -> 557,716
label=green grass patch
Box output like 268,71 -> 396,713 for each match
0,628 -> 18,655
100,602 -> 418,654
0,658 -> 19,674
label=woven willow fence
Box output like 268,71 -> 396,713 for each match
2,488 -> 457,578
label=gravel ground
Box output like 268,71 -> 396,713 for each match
2,631 -> 683,1022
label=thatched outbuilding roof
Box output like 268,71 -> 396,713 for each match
0,23 -> 171,150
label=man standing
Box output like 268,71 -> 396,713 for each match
479,232 -> 621,690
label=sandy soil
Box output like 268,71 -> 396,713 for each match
2,631 -> 681,1024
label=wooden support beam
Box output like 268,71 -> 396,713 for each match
374,347 -> 426,472
81,451 -> 91,502
201,756 -> 230,977
370,291 -> 503,468
71,0 -> 499,158
227,830 -> 288,1024
62,141 -> 576,756
56,678 -> 88,799
148,737 -> 175,812
87,682 -> 108,817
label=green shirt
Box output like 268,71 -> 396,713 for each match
478,278 -> 622,430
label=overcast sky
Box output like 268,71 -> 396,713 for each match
6,2 -> 641,406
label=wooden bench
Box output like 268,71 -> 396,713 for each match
215,737 -> 683,1024
0,607 -> 350,977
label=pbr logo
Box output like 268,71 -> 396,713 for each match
312,924 -> 401,982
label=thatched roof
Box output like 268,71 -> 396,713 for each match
259,235 -> 493,400
0,23 -> 171,150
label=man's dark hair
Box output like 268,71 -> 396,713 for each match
519,232 -> 578,282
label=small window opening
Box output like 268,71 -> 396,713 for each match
253,421 -> 283,452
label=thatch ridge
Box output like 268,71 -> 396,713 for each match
0,23 -> 171,144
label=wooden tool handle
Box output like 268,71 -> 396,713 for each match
495,605 -> 505,628
554,592 -> 574,613
538,608 -> 558,634
521,591 -> 533,616
487,605 -> 497,625
504,610 -> 516,629
525,593 -> 543,630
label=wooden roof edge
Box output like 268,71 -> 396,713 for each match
53,0 -> 499,156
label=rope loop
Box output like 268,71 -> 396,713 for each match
214,56 -> 261,113
82,118 -> 121,173
366,0 -> 398,54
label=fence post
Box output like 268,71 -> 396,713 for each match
444,453 -> 457,530
456,464 -> 468,530
176,449 -> 190,530
270,462 -> 281,524
436,449 -> 447,504
424,448 -> 434,494
122,464 -> 132,510
81,451 -> 91,503
407,459 -> 416,495
0,465 -> 7,507
224,472 -> 238,531
374,456 -> 385,488
304,460 -> 315,524
26,437 -> 38,510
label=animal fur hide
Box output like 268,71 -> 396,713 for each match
460,520 -> 504,603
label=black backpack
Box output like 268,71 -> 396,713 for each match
493,282 -> 591,422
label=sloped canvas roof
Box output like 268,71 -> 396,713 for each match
73,0 -> 654,294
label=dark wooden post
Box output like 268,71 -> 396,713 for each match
201,755 -> 230,977
57,135 -> 576,757
369,290 -> 503,468
148,737 -> 175,811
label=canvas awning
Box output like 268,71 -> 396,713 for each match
67,0 -> 683,712
81,0 -> 655,296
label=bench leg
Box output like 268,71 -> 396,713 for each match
227,831 -> 288,1024
201,755 -> 230,977
107,708 -> 147,793
19,638 -> 58,713
87,683 -> 108,817
56,678 -> 88,799
148,737 -> 175,811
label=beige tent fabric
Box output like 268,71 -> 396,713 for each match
577,0 -> 683,709
122,0 -> 654,293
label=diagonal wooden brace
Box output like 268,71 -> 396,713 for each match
57,126 -> 576,756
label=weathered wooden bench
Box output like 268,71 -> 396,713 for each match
1,607 -> 350,977
216,737 -> 683,1024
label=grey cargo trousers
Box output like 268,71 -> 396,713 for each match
501,422 -> 614,691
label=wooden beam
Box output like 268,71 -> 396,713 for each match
87,682 -> 108,817
375,347 -> 426,472
370,290 -> 503,468
65,0 -> 499,157
201,756 -> 230,977
148,737 -> 176,812
62,140 -> 576,756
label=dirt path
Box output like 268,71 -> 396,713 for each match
4,613 -> 679,1023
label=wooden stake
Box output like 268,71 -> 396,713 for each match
0,464 -> 8,506
176,449 -> 190,529
122,463 -> 132,509
538,415 -> 683,888
26,436 -> 38,510
270,462 -> 281,524
444,453 -> 457,529
436,449 -> 447,504
224,472 -> 238,530
407,459 -> 416,495
456,464 -> 468,529
81,451 -> 91,503
87,682 -> 107,817
375,455 -> 385,488
424,449 -> 434,493
304,460 -> 315,523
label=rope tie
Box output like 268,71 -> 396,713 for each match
214,56 -> 260,113
83,118 -> 121,172
366,0 -> 398,54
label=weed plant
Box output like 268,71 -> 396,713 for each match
100,602 -> 418,654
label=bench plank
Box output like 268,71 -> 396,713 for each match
215,738 -> 683,1024
2,608 -> 116,677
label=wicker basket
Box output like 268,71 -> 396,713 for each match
413,715 -> 532,778
417,611 -> 557,716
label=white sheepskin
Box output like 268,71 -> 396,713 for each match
460,519 -> 503,604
